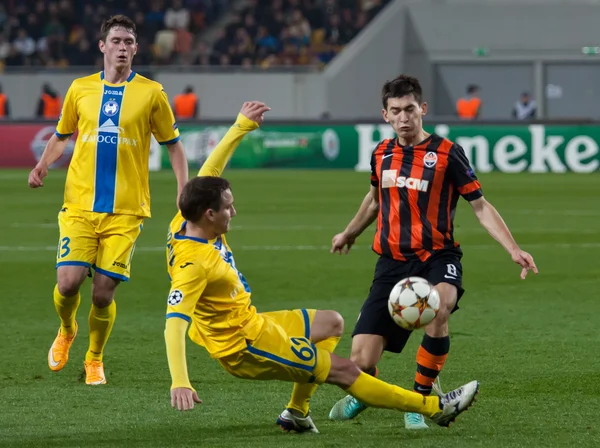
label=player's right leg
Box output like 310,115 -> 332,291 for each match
328,334 -> 385,421
49,266 -> 90,371
325,354 -> 479,427
329,256 -> 414,421
49,208 -> 98,372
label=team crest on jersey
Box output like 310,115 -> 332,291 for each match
167,289 -> 184,306
103,100 -> 119,117
424,152 -> 438,168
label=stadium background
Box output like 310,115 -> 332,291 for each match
1,1 -> 599,447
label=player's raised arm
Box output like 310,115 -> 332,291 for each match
198,101 -> 270,178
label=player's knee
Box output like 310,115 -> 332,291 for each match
91,274 -> 119,307
91,284 -> 117,308
57,266 -> 89,297
57,281 -> 80,298
327,311 -> 344,338
311,310 -> 344,342
435,283 -> 458,314
325,354 -> 361,389
91,292 -> 114,308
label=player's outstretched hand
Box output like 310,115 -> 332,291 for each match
331,232 -> 356,255
28,163 -> 48,188
510,249 -> 538,280
171,387 -> 202,411
240,101 -> 271,126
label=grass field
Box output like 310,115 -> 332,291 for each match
1,169 -> 599,448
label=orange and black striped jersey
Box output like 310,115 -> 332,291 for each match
370,133 -> 482,262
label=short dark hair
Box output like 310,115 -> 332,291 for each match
381,74 -> 423,109
100,15 -> 137,42
179,177 -> 231,223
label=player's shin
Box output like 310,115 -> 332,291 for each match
346,372 -> 441,417
287,335 -> 341,416
414,334 -> 449,395
53,284 -> 80,336
86,301 -> 116,362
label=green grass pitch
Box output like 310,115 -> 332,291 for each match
0,169 -> 599,447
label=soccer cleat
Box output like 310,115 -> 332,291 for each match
276,409 -> 319,433
430,380 -> 479,427
48,322 -> 78,372
84,360 -> 107,385
328,395 -> 368,421
405,412 -> 429,429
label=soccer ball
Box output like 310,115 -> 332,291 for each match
388,277 -> 440,330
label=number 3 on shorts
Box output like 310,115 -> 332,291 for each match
57,237 -> 71,259
290,337 -> 315,362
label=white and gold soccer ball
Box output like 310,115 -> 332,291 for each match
388,277 -> 440,330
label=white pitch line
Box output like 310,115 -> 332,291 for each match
7,222 -> 600,235
0,242 -> 600,252
519,210 -> 600,217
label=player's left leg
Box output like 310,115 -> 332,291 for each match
85,273 -> 119,385
278,310 -> 343,432
260,309 -> 342,432
406,251 -> 464,429
84,214 -> 143,385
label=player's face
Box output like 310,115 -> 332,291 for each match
99,27 -> 137,70
212,189 -> 236,235
382,95 -> 428,140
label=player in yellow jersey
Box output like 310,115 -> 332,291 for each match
164,101 -> 479,432
27,15 -> 189,385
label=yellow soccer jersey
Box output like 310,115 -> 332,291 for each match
56,71 -> 180,217
165,212 -> 263,358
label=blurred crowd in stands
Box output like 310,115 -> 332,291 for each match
0,0 -> 388,69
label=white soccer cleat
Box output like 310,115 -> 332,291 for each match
431,380 -> 479,427
276,409 -> 319,433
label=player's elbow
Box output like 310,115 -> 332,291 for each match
470,197 -> 493,223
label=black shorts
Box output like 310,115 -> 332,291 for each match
352,249 -> 465,353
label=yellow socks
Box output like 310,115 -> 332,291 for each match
86,301 -> 116,362
346,372 -> 441,417
286,336 -> 341,416
53,284 -> 80,336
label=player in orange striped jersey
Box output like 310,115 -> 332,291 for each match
328,74 -> 538,428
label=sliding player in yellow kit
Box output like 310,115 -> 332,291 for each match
164,101 -> 478,433
27,15 -> 189,385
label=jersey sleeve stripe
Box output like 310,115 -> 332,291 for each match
55,131 -> 73,138
457,180 -> 482,195
159,136 -> 181,145
166,312 -> 191,322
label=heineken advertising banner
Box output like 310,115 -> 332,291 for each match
0,122 -> 597,172
163,124 -> 600,173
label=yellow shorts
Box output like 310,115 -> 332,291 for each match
218,309 -> 331,385
56,207 -> 143,281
